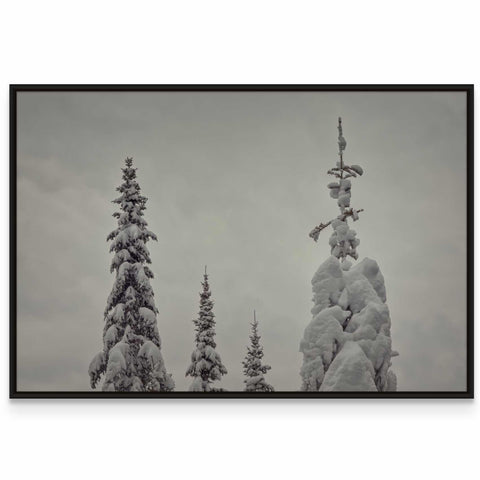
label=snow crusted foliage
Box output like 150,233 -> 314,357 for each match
300,256 -> 397,391
186,270 -> 227,392
88,158 -> 174,392
242,312 -> 274,392
302,119 -> 397,391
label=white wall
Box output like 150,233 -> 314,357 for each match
1,2 -> 478,479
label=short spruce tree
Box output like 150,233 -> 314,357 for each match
186,267 -> 227,392
88,158 -> 174,392
242,311 -> 274,392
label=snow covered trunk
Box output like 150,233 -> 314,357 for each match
88,158 -> 174,392
300,256 -> 397,391
186,269 -> 227,392
242,312 -> 274,392
302,118 -> 397,391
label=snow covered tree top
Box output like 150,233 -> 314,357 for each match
106,157 -> 157,269
88,157 -> 173,392
242,311 -> 274,392
302,121 -> 397,392
309,118 -> 364,262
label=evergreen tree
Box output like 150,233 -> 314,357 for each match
242,311 -> 274,392
301,119 -> 397,392
186,267 -> 227,392
88,158 -> 174,392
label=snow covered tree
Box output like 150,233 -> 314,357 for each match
242,311 -> 274,392
300,119 -> 398,392
308,117 -> 363,257
186,267 -> 227,392
88,158 -> 174,392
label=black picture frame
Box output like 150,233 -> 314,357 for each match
9,84 -> 474,399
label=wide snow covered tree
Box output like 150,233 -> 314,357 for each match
186,267 -> 227,392
88,158 -> 174,392
242,311 -> 274,392
301,118 -> 398,392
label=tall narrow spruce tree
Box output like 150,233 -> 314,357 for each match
88,158 -> 174,392
186,267 -> 227,392
300,119 -> 398,392
242,311 -> 274,392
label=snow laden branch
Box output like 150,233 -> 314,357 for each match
308,117 -> 364,261
309,208 -> 364,242
88,158 -> 174,392
242,311 -> 274,392
186,267 -> 228,392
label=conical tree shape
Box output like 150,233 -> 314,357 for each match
88,158 -> 174,392
186,267 -> 227,392
242,311 -> 274,392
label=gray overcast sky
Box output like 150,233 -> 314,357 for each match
16,91 -> 467,392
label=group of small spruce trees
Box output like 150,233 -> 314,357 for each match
88,158 -> 274,392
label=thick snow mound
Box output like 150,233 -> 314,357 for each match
343,274 -> 382,314
300,256 -> 397,392
311,256 -> 345,315
300,306 -> 349,373
244,374 -> 273,392
104,342 -> 129,389
104,325 -> 118,348
352,257 -> 387,302
319,341 -> 377,391
138,340 -> 162,365
88,351 -> 106,388
139,307 -> 156,325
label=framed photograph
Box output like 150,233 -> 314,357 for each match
10,85 -> 473,398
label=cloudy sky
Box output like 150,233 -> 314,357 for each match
16,90 -> 467,392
